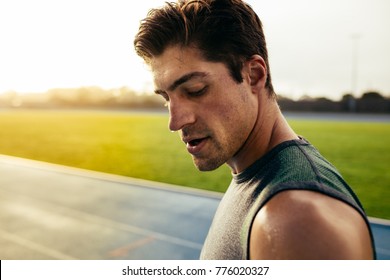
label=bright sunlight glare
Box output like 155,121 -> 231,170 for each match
0,0 -> 389,99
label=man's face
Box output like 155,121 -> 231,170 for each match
151,45 -> 258,171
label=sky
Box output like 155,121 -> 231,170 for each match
0,0 -> 389,100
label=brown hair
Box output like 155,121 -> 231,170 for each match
134,0 -> 274,94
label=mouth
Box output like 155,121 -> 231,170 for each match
184,137 -> 209,155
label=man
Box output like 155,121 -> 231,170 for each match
134,0 -> 376,259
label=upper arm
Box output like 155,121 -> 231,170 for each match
249,190 -> 373,259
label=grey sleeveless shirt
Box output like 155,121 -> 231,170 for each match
200,138 -> 376,259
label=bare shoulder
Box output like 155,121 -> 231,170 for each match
249,190 -> 373,259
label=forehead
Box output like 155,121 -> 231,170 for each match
150,46 -> 217,90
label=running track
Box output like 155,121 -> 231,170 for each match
0,155 -> 388,260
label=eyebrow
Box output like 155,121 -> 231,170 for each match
154,71 -> 208,95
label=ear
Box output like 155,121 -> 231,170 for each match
246,55 -> 267,89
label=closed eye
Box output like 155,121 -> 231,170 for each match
187,86 -> 208,97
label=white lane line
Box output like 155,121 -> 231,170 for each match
0,188 -> 203,250
369,217 -> 390,226
0,228 -> 76,260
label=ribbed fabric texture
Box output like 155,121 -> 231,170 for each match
200,138 -> 376,259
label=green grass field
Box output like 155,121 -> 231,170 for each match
0,109 -> 389,219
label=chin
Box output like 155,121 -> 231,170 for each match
193,157 -> 225,172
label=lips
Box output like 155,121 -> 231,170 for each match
188,138 -> 203,146
184,136 -> 209,155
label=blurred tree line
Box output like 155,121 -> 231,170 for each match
278,91 -> 389,113
0,87 -> 389,113
0,87 -> 164,109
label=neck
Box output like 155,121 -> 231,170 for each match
227,97 -> 297,174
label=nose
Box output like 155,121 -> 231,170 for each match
168,98 -> 196,132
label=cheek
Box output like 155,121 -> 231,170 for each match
215,85 -> 254,123
208,99 -> 236,128
201,79 -> 257,144
207,98 -> 248,144
218,91 -> 257,144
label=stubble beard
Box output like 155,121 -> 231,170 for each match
191,121 -> 253,172
191,134 -> 233,172
182,120 -> 244,172
192,152 -> 226,171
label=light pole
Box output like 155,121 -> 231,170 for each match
349,34 -> 361,112
351,33 -> 361,97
